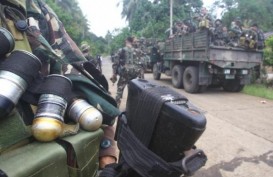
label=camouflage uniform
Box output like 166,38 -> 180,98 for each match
194,7 -> 213,29
250,24 -> 265,50
25,0 -> 119,164
212,19 -> 230,46
229,18 -> 243,46
113,40 -> 141,106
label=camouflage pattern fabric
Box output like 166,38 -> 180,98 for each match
26,0 -> 87,64
230,22 -> 243,40
113,46 -> 142,104
25,0 -> 119,112
115,65 -> 141,104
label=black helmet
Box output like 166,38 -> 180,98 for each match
215,19 -> 222,25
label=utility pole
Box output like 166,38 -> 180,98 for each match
170,0 -> 173,36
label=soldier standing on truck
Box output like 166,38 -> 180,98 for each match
250,23 -> 265,50
229,17 -> 243,46
212,19 -> 230,46
194,7 -> 213,30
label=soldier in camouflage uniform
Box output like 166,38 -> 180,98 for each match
111,37 -> 142,106
212,19 -> 230,46
25,0 -> 119,169
133,37 -> 146,79
229,17 -> 243,46
250,23 -> 265,50
194,7 -> 213,30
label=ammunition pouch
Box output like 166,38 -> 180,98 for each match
239,36 -> 246,47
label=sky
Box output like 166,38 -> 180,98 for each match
77,0 -> 214,37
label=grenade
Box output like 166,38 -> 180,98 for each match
32,75 -> 72,142
0,50 -> 41,118
68,99 -> 103,131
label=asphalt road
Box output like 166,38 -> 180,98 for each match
102,56 -> 273,177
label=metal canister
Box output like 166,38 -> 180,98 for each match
32,94 -> 68,142
68,99 -> 103,131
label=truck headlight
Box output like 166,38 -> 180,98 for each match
241,70 -> 248,75
224,69 -> 231,74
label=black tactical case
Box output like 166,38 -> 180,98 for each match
125,79 -> 207,162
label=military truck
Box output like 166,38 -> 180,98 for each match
153,30 -> 263,93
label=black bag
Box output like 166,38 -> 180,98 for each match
100,79 -> 207,177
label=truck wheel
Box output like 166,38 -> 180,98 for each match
172,65 -> 184,88
153,63 -> 161,80
183,66 -> 199,93
222,79 -> 244,92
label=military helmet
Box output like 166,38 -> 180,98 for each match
215,19 -> 222,25
80,43 -> 90,52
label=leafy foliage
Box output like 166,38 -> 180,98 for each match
264,37 -> 273,66
46,0 -> 107,56
211,0 -> 273,31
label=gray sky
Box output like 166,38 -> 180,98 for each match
78,0 -> 214,37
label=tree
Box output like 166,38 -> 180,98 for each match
212,0 -> 273,31
119,0 -> 202,40
264,37 -> 273,66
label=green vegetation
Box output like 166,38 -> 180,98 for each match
243,84 -> 273,100
46,0 -> 107,56
264,36 -> 273,66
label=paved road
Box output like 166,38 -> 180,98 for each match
102,56 -> 273,177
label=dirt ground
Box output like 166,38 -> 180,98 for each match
102,56 -> 273,177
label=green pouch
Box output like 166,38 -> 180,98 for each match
0,109 -> 32,154
58,129 -> 104,177
0,141 -> 69,177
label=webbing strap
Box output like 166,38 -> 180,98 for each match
116,114 -> 183,177
99,115 -> 183,177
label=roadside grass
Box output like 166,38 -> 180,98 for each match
243,84 -> 273,100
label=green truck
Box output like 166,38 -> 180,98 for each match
153,30 -> 263,93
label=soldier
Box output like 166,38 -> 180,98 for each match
229,17 -> 243,46
194,7 -> 213,30
173,20 -> 189,36
81,43 -> 93,60
81,43 -> 103,73
133,37 -> 146,79
250,23 -> 265,50
212,19 -> 230,46
111,37 -> 142,107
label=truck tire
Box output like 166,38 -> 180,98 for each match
183,66 -> 199,93
153,63 -> 161,80
222,79 -> 245,92
172,65 -> 184,88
